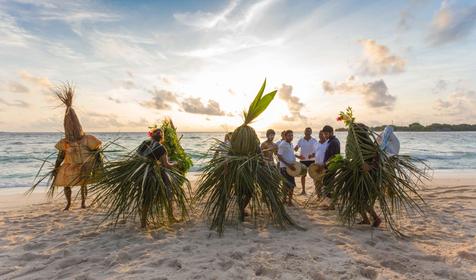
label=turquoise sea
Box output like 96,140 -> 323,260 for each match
0,131 -> 475,188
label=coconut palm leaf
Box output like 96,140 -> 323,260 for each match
324,108 -> 429,236
90,145 -> 191,228
195,139 -> 296,235
195,79 -> 298,235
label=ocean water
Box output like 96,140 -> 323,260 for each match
0,131 -> 475,188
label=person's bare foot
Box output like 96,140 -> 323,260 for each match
63,205 -> 70,211
372,217 -> 382,228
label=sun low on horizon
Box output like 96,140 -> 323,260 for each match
0,0 -> 475,133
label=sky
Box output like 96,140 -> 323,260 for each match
0,0 -> 475,132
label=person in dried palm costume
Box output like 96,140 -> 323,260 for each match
52,84 -> 102,210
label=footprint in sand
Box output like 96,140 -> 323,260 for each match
17,252 -> 45,261
359,267 -> 379,279
410,254 -> 444,262
23,241 -> 47,251
229,251 -> 244,260
308,271 -> 326,280
379,260 -> 407,273
218,260 -> 234,271
57,257 -> 87,269
458,250 -> 476,262
254,265 -> 278,278
168,259 -> 182,270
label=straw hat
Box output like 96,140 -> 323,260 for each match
308,163 -> 324,180
286,162 -> 307,177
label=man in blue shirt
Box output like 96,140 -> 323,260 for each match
323,125 -> 340,165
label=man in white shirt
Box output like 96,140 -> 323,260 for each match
278,130 -> 298,206
275,130 -> 286,168
294,127 -> 318,195
314,130 -> 329,166
311,130 -> 328,196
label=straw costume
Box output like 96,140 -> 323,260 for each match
195,80 -> 298,235
40,84 -> 103,210
323,107 -> 428,236
90,125 -> 190,228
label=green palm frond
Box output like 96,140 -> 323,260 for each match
195,80 -> 298,235
243,79 -> 277,125
324,108 -> 430,236
160,118 -> 193,174
90,145 -> 190,228
195,139 -> 296,235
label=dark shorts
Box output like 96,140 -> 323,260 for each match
280,167 -> 296,189
300,160 -> 314,167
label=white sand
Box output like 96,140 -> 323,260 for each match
0,171 -> 475,280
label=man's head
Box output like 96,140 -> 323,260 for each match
284,129 -> 293,142
224,132 -> 233,142
280,130 -> 286,140
322,125 -> 334,139
266,129 -> 276,141
318,130 -> 325,143
304,127 -> 312,137
149,128 -> 163,142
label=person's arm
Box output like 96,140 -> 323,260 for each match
159,151 -> 176,169
53,151 -> 65,176
324,141 -> 337,164
308,140 -> 317,159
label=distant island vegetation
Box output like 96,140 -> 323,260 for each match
336,123 -> 476,132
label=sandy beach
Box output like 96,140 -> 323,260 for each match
0,171 -> 475,280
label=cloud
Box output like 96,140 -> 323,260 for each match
433,79 -> 447,94
141,88 -> 178,110
0,11 -> 35,47
434,89 -> 476,119
357,40 -> 405,76
181,97 -> 225,116
81,111 -> 125,129
428,1 -> 476,45
277,84 -> 306,121
173,0 -> 283,58
173,0 -> 239,30
90,31 -> 166,65
122,80 -> 136,89
322,78 -> 396,109
0,98 -> 29,108
177,35 -> 283,58
18,71 -> 53,89
8,82 -> 29,93
108,96 -> 122,104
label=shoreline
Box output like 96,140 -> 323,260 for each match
0,170 -> 474,211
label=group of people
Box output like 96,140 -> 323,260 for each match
38,81 -> 423,236
259,126 -> 340,206
256,123 -> 401,228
